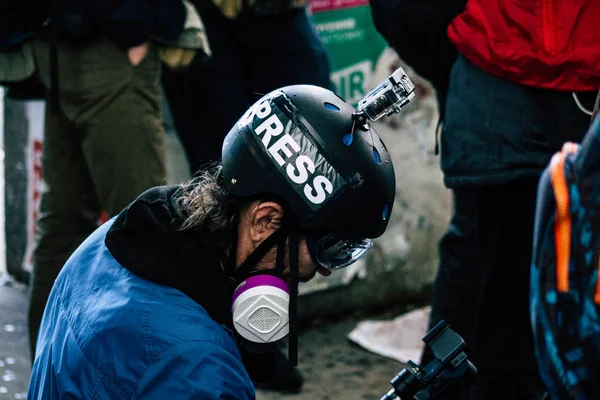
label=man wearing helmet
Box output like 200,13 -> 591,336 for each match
27,79 -> 410,398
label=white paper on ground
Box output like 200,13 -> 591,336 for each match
347,306 -> 431,364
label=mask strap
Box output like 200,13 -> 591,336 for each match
225,227 -> 239,277
233,228 -> 288,281
274,230 -> 287,275
288,232 -> 299,366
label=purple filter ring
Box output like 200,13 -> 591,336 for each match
232,275 -> 290,305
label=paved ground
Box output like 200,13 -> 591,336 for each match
256,314 -> 409,400
0,274 -> 417,400
0,276 -> 29,400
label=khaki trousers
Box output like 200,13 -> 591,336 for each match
28,39 -> 167,360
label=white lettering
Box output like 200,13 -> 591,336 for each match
250,102 -> 338,207
304,175 -> 333,205
238,100 -> 272,128
255,101 -> 271,119
316,18 -> 356,33
269,134 -> 300,166
286,155 -> 315,184
255,114 -> 284,147
238,108 -> 255,127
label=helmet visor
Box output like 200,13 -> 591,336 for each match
308,233 -> 373,271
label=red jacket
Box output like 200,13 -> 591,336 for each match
448,0 -> 600,91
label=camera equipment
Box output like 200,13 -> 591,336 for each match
355,67 -> 415,123
381,320 -> 477,400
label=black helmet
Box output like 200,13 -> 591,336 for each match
223,79 -> 412,365
222,84 -> 395,240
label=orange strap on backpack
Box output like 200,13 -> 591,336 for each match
548,142 -> 600,303
549,142 -> 578,294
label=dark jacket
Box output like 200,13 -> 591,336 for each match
27,186 -> 255,399
57,0 -> 186,47
440,55 -> 597,188
369,0 -> 467,108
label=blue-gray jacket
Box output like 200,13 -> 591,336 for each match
27,186 -> 255,399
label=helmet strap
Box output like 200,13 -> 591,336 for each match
288,232 -> 299,366
232,227 -> 288,282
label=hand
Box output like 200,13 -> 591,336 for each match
158,47 -> 197,70
127,42 -> 149,66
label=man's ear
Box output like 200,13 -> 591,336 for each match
250,201 -> 284,243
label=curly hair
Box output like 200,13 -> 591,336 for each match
174,163 -> 241,248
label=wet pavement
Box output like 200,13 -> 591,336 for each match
0,273 -> 413,400
256,314 -> 410,400
0,275 -> 29,400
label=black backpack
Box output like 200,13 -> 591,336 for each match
368,0 -> 467,106
531,115 -> 600,399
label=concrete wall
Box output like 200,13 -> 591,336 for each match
0,89 -> 5,275
3,96 -> 29,282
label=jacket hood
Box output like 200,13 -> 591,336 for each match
104,185 -> 235,328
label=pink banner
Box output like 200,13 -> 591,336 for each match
309,0 -> 368,13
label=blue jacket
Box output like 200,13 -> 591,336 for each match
27,187 -> 255,399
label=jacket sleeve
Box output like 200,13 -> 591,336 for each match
133,340 -> 256,400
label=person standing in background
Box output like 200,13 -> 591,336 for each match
431,1 -> 600,399
368,3 -> 479,398
370,0 -> 600,398
162,0 -> 332,174
27,0 -> 206,363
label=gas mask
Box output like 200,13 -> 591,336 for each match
229,229 -> 301,364
229,227 -> 373,365
232,274 -> 290,345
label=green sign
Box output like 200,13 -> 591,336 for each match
310,0 -> 388,105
